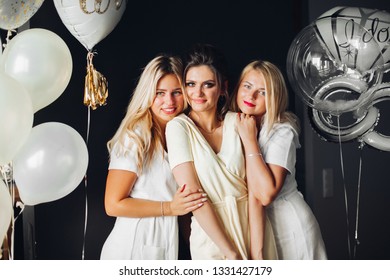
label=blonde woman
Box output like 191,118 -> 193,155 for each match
100,55 -> 206,260
232,60 -> 327,259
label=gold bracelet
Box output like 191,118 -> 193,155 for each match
247,152 -> 263,157
161,201 -> 164,217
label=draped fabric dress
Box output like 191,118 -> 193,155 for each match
166,112 -> 277,260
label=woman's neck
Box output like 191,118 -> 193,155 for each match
189,110 -> 221,133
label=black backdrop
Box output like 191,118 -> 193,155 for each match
11,0 -> 304,259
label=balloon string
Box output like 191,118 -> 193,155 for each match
353,144 -> 364,258
4,29 -> 17,49
337,116 -> 352,259
81,106 -> 91,260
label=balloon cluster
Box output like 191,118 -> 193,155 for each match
0,28 -> 89,207
0,1 -> 128,259
287,6 -> 390,151
0,0 -> 127,256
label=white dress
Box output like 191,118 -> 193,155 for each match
100,136 -> 179,260
166,112 -> 278,260
260,122 -> 327,259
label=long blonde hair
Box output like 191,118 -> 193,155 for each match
231,60 -> 300,135
107,55 -> 185,173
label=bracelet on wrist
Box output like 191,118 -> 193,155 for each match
246,152 -> 263,157
160,201 -> 165,217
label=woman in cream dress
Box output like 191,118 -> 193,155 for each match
166,44 -> 277,260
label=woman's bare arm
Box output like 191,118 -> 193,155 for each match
104,169 -> 206,218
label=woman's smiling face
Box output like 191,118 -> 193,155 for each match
236,69 -> 267,117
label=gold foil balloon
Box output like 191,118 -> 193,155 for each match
0,0 -> 45,31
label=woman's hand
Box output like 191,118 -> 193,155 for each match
236,113 -> 258,145
169,184 -> 207,216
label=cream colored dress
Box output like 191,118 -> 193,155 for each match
166,112 -> 277,260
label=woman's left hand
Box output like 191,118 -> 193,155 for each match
169,184 -> 207,216
236,112 -> 258,144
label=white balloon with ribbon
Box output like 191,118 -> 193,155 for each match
0,28 -> 73,113
13,122 -> 89,206
0,72 -> 34,166
53,0 -> 126,110
53,0 -> 127,51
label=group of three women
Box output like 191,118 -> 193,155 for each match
100,43 -> 327,260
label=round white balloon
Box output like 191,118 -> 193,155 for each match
0,180 -> 12,245
0,72 -> 34,166
13,122 -> 89,206
53,0 -> 127,51
318,6 -> 390,65
0,28 -> 73,113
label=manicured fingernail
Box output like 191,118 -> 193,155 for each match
202,193 -> 207,197
202,198 -> 208,202
198,203 -> 204,207
181,184 -> 186,192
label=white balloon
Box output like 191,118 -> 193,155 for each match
0,72 -> 34,166
360,84 -> 390,151
0,28 -> 73,113
314,17 -> 384,74
362,131 -> 390,152
309,106 -> 379,143
13,122 -> 89,206
53,0 -> 127,51
0,0 -> 45,31
318,6 -> 390,65
0,180 -> 12,245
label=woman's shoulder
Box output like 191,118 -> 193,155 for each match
272,122 -> 296,133
166,113 -> 192,132
167,113 -> 190,126
268,122 -> 300,147
224,111 -> 238,122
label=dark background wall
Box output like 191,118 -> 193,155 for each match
303,0 -> 390,260
6,0 -> 389,260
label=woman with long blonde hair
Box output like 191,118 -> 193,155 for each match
100,55 -> 206,260
232,60 -> 327,259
